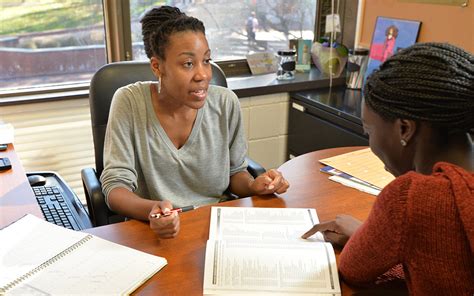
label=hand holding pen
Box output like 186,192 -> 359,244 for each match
148,200 -> 180,239
150,205 -> 197,219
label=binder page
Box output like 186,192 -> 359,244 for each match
203,240 -> 340,295
208,207 -> 324,242
8,236 -> 167,295
0,214 -> 86,288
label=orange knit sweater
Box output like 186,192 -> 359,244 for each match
339,162 -> 474,295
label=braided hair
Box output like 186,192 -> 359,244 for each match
364,42 -> 474,134
140,6 -> 205,60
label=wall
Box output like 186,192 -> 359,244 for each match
358,0 -> 474,53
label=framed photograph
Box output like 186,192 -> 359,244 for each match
364,17 -> 421,81
289,39 -> 313,72
296,39 -> 313,72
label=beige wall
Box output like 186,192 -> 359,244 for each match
240,93 -> 289,170
358,0 -> 474,53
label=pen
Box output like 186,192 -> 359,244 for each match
150,205 -> 197,219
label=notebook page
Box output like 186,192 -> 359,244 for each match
204,240 -> 340,295
8,235 -> 167,295
0,214 -> 87,288
209,207 -> 324,242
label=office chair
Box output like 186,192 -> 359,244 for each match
82,61 -> 265,227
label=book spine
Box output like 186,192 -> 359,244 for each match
0,234 -> 93,294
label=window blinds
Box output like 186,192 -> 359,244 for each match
1,98 -> 95,205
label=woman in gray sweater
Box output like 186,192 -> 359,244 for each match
100,6 -> 289,238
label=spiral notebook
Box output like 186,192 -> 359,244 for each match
0,214 -> 167,295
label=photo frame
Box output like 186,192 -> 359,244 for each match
296,39 -> 313,72
364,17 -> 421,82
289,39 -> 313,72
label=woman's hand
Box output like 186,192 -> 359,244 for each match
301,214 -> 362,246
149,200 -> 180,239
250,169 -> 290,195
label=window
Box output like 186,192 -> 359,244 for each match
0,0 -> 318,94
0,0 -> 106,93
129,0 -> 317,62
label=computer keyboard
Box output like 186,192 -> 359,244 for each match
33,186 -> 79,230
29,171 -> 92,231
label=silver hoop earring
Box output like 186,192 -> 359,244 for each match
400,139 -> 407,146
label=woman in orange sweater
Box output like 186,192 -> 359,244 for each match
303,42 -> 473,295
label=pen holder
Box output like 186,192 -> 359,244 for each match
311,42 -> 348,77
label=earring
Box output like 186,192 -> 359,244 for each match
157,77 -> 161,94
400,139 -> 407,146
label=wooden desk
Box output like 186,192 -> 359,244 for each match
0,144 -> 42,228
85,146 -> 377,295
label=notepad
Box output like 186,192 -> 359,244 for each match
319,148 -> 395,189
203,207 -> 341,295
0,214 -> 167,295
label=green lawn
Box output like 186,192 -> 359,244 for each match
0,0 -> 103,36
0,0 -> 171,36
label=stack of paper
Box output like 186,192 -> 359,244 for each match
320,165 -> 381,196
319,148 -> 395,196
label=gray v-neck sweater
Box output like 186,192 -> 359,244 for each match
100,82 -> 248,207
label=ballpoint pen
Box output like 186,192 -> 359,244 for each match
150,205 -> 197,219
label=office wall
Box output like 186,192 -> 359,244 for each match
358,0 -> 474,53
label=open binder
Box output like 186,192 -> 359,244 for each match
0,214 -> 167,295
203,207 -> 341,295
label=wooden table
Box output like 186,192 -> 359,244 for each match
0,144 -> 42,228
85,146 -> 380,295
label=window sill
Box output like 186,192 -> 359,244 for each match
0,85 -> 89,106
228,67 -> 346,98
0,67 -> 346,105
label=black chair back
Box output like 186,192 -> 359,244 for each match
83,61 -> 230,226
90,61 -> 228,175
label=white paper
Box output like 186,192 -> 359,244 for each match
1,214 -> 167,295
204,207 -> 340,295
325,14 -> 341,33
329,175 -> 381,196
204,240 -> 340,295
8,236 -> 166,295
0,214 -> 86,287
208,207 -> 324,242
0,123 -> 14,144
